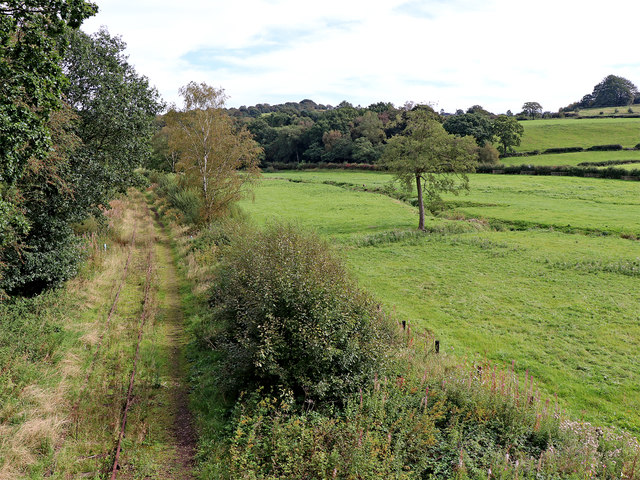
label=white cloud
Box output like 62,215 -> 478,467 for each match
81,0 -> 640,113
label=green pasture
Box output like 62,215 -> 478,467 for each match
240,171 -> 640,432
447,174 -> 640,236
501,149 -> 640,167
266,171 -> 640,236
517,118 -> 640,152
573,105 -> 640,117
244,178 -> 416,239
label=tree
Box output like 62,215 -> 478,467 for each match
380,110 -> 478,230
63,27 -> 164,208
1,26 -> 163,295
0,0 -> 97,185
567,75 -> 640,110
590,75 -> 638,107
353,111 -> 385,144
466,105 -> 494,117
521,102 -> 542,119
0,0 -> 97,294
443,113 -> 494,146
166,82 -> 262,221
492,115 -> 524,155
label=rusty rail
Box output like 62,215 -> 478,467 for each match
109,246 -> 154,479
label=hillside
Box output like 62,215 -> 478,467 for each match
515,118 -> 640,152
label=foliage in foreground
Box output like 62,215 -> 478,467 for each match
172,212 -> 640,479
0,293 -> 63,403
226,363 -> 640,480
1,25 -> 162,296
195,223 -> 396,406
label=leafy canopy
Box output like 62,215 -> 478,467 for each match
0,0 -> 97,185
381,109 -> 478,229
166,82 -> 261,222
492,115 -> 524,155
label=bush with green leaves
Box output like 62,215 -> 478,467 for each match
204,223 -> 395,405
225,360 -> 640,479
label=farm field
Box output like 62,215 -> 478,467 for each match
266,170 -> 640,236
516,118 -> 640,152
572,105 -> 640,117
501,149 -> 640,167
240,171 -> 640,433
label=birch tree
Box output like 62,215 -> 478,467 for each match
166,82 -> 261,221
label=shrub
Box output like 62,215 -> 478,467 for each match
204,224 -> 395,405
586,144 -> 623,151
543,147 -> 584,154
476,142 -> 500,164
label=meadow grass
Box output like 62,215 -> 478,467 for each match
239,172 -> 640,433
262,171 -> 640,237
244,177 -> 417,239
501,149 -> 640,167
517,118 -> 640,152
573,105 -> 640,116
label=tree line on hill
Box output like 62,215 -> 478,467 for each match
0,1 -> 163,296
151,100 -> 525,171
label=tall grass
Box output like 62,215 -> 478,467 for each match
152,172 -> 204,225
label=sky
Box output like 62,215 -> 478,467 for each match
81,0 -> 640,114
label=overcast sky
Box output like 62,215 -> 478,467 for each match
81,0 -> 640,113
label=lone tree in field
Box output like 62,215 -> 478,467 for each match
381,109 -> 478,230
166,82 -> 261,221
492,115 -> 524,155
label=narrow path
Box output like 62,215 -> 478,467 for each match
46,194 -> 197,479
147,215 -> 197,478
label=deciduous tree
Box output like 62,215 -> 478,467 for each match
63,27 -> 164,210
443,112 -> 494,146
492,115 -> 524,155
0,0 -> 97,185
166,82 -> 261,221
381,110 -> 478,230
521,102 -> 543,119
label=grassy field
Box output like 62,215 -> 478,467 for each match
239,171 -> 640,433
517,118 -> 640,152
572,105 -> 640,117
266,171 -> 640,236
501,149 -> 640,167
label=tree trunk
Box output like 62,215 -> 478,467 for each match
416,173 -> 425,231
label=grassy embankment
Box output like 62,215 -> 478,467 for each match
481,117 -> 640,170
238,171 -> 640,433
501,150 -> 640,167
